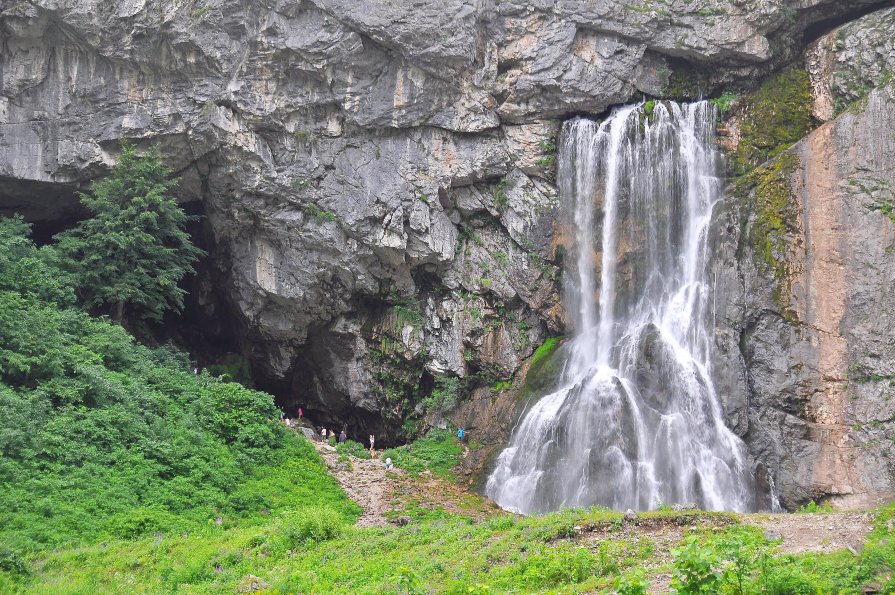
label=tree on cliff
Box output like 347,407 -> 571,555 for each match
55,142 -> 204,324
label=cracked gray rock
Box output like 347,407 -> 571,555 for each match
710,82 -> 895,510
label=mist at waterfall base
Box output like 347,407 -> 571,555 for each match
486,101 -> 757,514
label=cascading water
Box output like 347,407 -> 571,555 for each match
485,101 -> 755,514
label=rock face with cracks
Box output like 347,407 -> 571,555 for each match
1,0 -> 894,504
710,10 -> 895,508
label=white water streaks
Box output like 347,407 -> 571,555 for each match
486,102 -> 755,514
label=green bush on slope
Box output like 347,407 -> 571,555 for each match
0,217 -> 357,553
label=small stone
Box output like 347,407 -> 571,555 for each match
764,529 -> 783,542
624,509 -> 638,521
237,575 -> 270,593
847,543 -> 864,556
887,519 -> 894,532
394,516 -> 412,527
214,516 -> 223,526
671,503 -> 699,511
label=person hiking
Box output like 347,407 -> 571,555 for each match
298,406 -> 303,419
369,434 -> 375,451
338,429 -> 347,444
384,457 -> 393,470
457,428 -> 464,442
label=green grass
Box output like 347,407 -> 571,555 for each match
7,505 -> 893,594
336,439 -> 371,460
381,429 -> 464,480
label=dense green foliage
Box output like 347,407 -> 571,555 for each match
55,143 -> 203,322
0,218 -> 357,556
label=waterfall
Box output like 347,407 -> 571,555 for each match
485,101 -> 754,514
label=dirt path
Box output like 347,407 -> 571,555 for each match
312,441 -> 398,528
746,512 -> 874,554
639,512 -> 876,593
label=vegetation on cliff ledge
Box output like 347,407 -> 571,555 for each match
731,64 -> 814,175
733,151 -> 802,315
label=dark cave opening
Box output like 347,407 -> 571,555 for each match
800,1 -> 894,45
0,177 -> 85,244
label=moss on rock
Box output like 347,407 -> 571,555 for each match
732,65 -> 814,175
735,151 -> 802,318
518,337 -> 566,401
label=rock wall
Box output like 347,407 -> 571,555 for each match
710,8 -> 895,509
1,0 -> 894,493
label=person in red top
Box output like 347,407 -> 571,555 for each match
298,406 -> 303,418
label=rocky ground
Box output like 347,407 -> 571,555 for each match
312,440 -> 397,528
751,512 -> 875,555
311,438 -> 500,527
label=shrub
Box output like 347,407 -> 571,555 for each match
796,499 -> 832,513
201,381 -> 280,448
422,375 -> 461,414
671,538 -> 723,594
0,546 -> 30,576
336,439 -> 371,460
381,429 -> 462,480
277,506 -> 344,548
104,507 -> 182,540
615,569 -> 649,594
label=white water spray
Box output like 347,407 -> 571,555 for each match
485,101 -> 754,513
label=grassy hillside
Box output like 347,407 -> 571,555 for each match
0,217 -> 358,555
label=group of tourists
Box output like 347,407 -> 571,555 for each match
320,427 -> 348,444
290,405 -> 469,472
318,426 -> 378,455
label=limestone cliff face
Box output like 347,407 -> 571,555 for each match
1,0 -> 894,498
710,8 -> 895,509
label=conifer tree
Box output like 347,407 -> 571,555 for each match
56,142 -> 204,323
